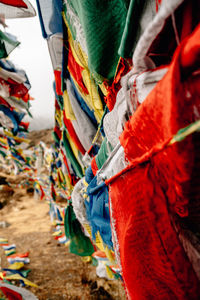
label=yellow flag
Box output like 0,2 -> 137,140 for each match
4,274 -> 38,288
8,262 -> 24,270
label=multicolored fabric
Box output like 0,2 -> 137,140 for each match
64,204 -> 95,256
0,31 -> 19,59
0,0 -> 35,19
62,129 -> 84,179
0,0 -> 27,7
86,176 -> 113,249
118,0 -> 156,58
63,0 -> 129,80
34,0 -> 200,291
107,26 -> 200,299
63,22 -> 104,123
35,0 -> 63,39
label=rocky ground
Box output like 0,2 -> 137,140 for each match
0,161 -> 126,300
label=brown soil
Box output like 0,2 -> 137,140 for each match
0,175 -> 126,300
27,129 -> 54,148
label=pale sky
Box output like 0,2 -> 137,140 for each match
5,0 -> 55,130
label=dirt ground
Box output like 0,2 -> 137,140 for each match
0,175 -> 126,300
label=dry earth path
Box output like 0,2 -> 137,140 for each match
0,183 -> 126,300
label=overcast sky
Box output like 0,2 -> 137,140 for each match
6,0 -> 55,130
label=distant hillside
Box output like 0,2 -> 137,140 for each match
23,115 -> 55,132
27,129 -> 54,148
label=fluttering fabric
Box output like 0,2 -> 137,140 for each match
64,204 -> 95,256
104,57 -> 132,112
107,26 -> 200,299
0,0 -> 36,19
47,33 -> 63,70
62,110 -> 86,155
0,282 -> 38,300
97,144 -> 128,183
70,77 -> 98,129
0,31 -> 19,59
132,0 -> 200,72
63,0 -> 129,80
118,0 -> 156,58
63,24 -> 104,123
35,0 -> 200,289
86,176 -> 113,249
0,105 -> 25,134
62,129 -> 83,179
0,0 -> 27,7
35,0 -> 63,39
66,79 -> 97,152
90,138 -> 113,177
71,178 -> 89,225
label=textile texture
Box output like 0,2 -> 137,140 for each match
86,176 -> 113,249
66,0 -> 129,80
0,0 -> 27,7
108,26 -> 200,299
64,204 -> 95,256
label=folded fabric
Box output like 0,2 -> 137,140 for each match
0,61 -> 27,84
64,0 -> 129,80
67,44 -> 89,95
64,204 -> 95,256
2,244 -> 16,250
2,273 -> 37,288
63,0 -> 88,55
104,57 -> 132,111
104,66 -> 168,149
63,23 -> 104,122
6,262 -> 24,270
0,282 -> 38,300
7,257 -> 30,264
0,0 -> 35,19
70,77 -> 98,128
62,130 -> 84,178
63,110 -> 86,155
97,144 -> 128,183
66,79 -> 96,151
0,105 -> 25,134
35,0 -> 63,39
85,165 -> 94,184
86,176 -> 113,249
71,177 -> 89,225
133,0 -> 200,72
0,66 -> 31,100
107,26 -> 200,299
118,0 -> 156,58
0,31 -> 19,59
47,33 -> 63,70
0,0 -> 27,7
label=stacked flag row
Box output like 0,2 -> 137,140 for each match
0,0 -> 36,176
0,237 -> 37,288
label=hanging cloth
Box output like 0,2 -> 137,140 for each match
86,176 -> 113,249
118,0 -> 156,58
107,25 -> 200,299
0,0 -> 35,19
0,31 -> 19,59
64,0 -> 129,80
62,129 -> 84,179
35,0 -> 63,39
0,0 -> 27,7
64,204 -> 95,256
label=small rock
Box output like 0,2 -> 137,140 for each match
0,221 -> 10,228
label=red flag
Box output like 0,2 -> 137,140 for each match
0,0 -> 27,8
